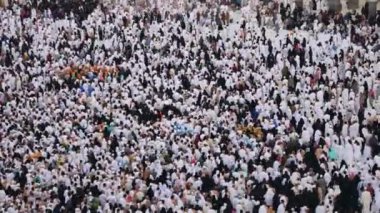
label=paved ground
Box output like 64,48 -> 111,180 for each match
343,0 -> 379,13
347,0 -> 360,9
356,0 -> 380,10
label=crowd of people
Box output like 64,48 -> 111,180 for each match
0,0 -> 380,212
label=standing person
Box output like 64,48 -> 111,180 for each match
374,185 -> 380,213
360,188 -> 372,213
256,7 -> 262,27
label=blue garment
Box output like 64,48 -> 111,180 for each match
233,0 -> 242,6
241,135 -> 253,145
173,123 -> 193,135
251,109 -> 261,121
87,85 -> 94,96
87,72 -> 95,80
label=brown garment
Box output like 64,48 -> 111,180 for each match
314,147 -> 323,159
226,11 -> 230,24
142,168 -> 150,181
221,12 -> 226,25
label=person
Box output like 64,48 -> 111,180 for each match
0,0 -> 379,212
361,187 -> 372,213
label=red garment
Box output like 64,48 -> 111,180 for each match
157,111 -> 163,121
367,185 -> 375,197
314,69 -> 321,81
191,156 -> 196,165
369,89 -> 375,98
126,194 -> 133,203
